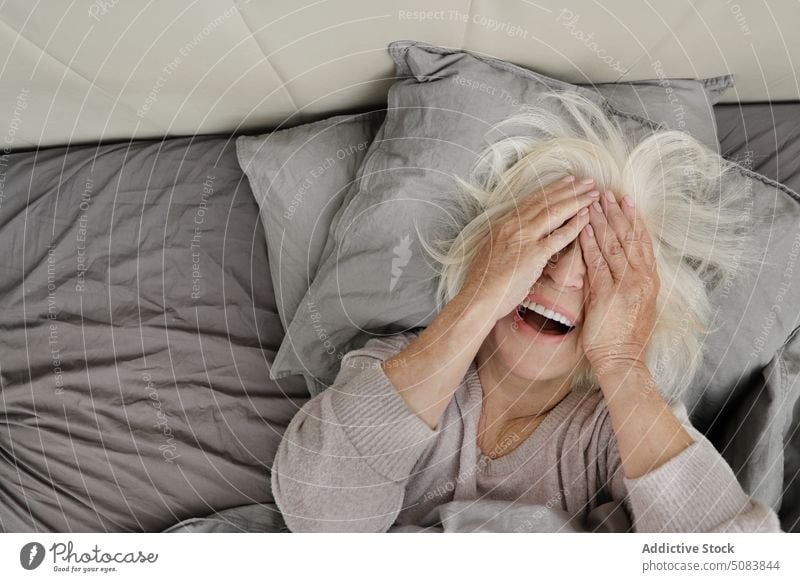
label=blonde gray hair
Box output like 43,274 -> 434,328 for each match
415,90 -> 760,404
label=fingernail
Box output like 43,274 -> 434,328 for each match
578,207 -> 588,216
592,200 -> 602,213
622,195 -> 634,206
588,189 -> 600,197
586,224 -> 594,237
580,178 -> 595,184
605,190 -> 615,202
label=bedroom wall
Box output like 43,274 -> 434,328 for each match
0,0 -> 797,149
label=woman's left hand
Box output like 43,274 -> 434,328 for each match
577,190 -> 660,377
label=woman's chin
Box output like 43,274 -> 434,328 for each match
488,310 -> 585,379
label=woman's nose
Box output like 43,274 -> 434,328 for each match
545,246 -> 585,289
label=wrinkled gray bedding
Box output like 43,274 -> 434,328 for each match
388,499 -> 631,533
0,136 -> 304,532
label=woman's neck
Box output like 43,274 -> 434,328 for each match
475,344 -> 573,425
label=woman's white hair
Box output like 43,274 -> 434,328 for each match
416,89 -> 761,404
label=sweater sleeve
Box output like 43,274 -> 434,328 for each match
271,331 -> 438,532
605,400 -> 783,533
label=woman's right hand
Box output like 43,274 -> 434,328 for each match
459,175 -> 600,324
381,176 -> 599,431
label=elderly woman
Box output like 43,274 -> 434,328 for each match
271,90 -> 782,533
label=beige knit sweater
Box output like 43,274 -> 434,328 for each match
271,330 -> 782,533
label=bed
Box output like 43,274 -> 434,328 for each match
1,0 -> 799,534
0,101 -> 796,533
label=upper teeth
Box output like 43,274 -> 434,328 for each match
520,299 -> 574,327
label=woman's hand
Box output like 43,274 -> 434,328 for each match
577,190 -> 660,378
577,190 -> 697,483
459,176 -> 600,324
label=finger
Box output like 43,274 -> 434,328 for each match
541,175 -> 596,199
601,189 -> 648,270
620,195 -> 657,265
528,188 -> 601,239
533,178 -> 599,213
540,206 -> 591,260
579,221 -> 613,290
619,193 -> 636,225
518,177 -> 598,219
522,175 -> 580,210
588,199 -> 628,280
600,190 -> 633,249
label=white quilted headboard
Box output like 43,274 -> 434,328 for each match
1,0 -> 797,149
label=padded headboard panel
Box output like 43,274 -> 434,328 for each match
1,0 -> 797,149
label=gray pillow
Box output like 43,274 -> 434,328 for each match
236,110 -> 385,331
592,75 -> 733,153
314,71 -> 734,275
270,41 -> 741,395
238,47 -> 731,339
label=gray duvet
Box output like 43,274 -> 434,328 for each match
0,136 -> 305,532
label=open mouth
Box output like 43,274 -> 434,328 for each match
515,302 -> 576,335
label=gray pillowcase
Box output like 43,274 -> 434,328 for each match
238,47 -> 731,338
236,111 -> 385,331
591,75 -> 732,153
270,41 -> 743,395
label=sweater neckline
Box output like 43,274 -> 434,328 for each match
460,362 -> 593,477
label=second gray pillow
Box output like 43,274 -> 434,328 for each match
236,111 -> 385,332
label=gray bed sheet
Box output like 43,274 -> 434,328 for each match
0,136 -> 305,532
